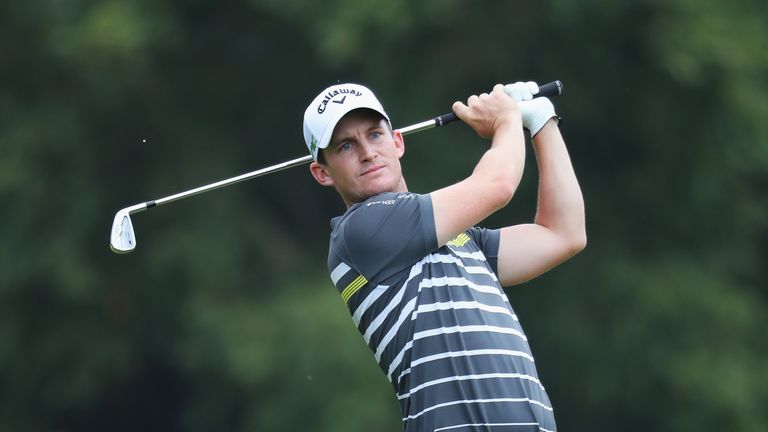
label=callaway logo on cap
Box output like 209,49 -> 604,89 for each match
316,88 -> 363,114
303,83 -> 390,161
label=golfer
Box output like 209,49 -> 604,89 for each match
303,82 -> 585,432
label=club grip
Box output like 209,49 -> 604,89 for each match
434,80 -> 563,127
536,80 -> 563,98
434,112 -> 458,126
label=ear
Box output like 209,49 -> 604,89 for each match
393,129 -> 405,159
309,161 -> 335,187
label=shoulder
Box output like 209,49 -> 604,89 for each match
332,192 -> 428,234
328,192 -> 438,282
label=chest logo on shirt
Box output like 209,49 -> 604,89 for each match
447,233 -> 471,247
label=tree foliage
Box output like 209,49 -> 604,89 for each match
1,0 -> 767,430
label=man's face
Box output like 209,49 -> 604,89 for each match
310,109 -> 406,206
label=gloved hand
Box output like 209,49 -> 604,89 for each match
504,81 -> 558,137
504,81 -> 538,102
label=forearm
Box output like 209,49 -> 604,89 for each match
432,85 -> 528,246
532,119 -> 586,247
471,119 -> 526,200
430,111 -> 526,247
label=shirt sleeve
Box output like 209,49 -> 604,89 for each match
339,192 -> 438,282
466,226 -> 501,276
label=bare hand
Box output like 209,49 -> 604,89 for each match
452,84 -> 521,139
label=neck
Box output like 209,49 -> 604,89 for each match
343,179 -> 409,208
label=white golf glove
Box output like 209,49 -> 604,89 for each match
504,81 -> 558,137
504,81 -> 538,102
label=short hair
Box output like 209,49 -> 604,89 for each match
317,148 -> 327,165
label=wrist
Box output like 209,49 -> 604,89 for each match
492,111 -> 522,135
519,97 -> 556,136
532,117 -> 562,143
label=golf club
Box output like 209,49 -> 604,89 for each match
110,80 -> 563,253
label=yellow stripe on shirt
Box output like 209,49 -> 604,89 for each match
341,275 -> 368,304
447,233 -> 471,247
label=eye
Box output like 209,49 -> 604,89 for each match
370,131 -> 383,140
338,142 -> 352,152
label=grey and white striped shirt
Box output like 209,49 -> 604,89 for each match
328,192 -> 556,432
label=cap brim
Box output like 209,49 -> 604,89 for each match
317,106 -> 390,152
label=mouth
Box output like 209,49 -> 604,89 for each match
360,165 -> 385,176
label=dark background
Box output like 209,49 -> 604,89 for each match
2,0 -> 767,430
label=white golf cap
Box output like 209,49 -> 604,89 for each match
303,83 -> 390,161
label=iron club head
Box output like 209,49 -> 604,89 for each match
109,203 -> 147,253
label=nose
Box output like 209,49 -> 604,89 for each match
358,139 -> 377,162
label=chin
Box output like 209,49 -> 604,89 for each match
347,173 -> 403,202
370,177 -> 400,194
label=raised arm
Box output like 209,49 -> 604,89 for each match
496,93 -> 586,286
430,84 -> 527,246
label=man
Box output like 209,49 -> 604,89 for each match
302,81 -> 585,432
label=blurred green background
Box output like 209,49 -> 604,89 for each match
2,0 -> 767,430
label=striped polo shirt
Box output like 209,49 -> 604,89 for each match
328,192 -> 556,432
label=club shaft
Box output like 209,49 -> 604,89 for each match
150,154 -> 313,208
130,80 -> 563,214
